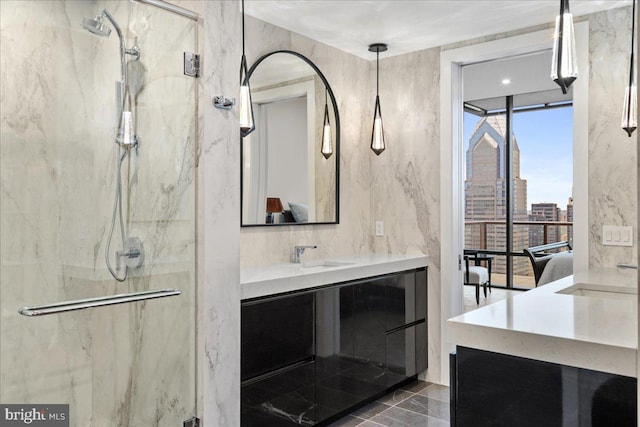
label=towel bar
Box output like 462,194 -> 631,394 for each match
19,289 -> 181,317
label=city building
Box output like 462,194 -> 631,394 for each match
464,115 -> 529,276
529,202 -> 561,246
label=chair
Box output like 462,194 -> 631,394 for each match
523,241 -> 572,286
463,254 -> 489,305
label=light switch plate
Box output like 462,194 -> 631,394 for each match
602,225 -> 633,246
375,220 -> 384,236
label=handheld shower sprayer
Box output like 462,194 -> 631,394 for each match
83,10 -> 144,282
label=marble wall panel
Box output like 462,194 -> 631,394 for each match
190,1 -> 242,425
588,6 -> 638,267
1,1 -> 198,425
370,48 -> 442,383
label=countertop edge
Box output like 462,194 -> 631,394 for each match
241,254 -> 428,300
447,313 -> 637,378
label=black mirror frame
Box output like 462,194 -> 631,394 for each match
240,50 -> 340,227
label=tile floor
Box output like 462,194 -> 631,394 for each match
328,380 -> 450,427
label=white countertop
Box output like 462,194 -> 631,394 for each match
241,253 -> 428,300
447,267 -> 638,377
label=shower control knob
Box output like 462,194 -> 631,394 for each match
123,236 -> 145,269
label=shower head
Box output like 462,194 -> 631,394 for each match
82,15 -> 112,37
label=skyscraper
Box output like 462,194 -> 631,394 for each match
529,202 -> 561,246
464,116 -> 529,276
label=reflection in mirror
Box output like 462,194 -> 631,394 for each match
241,51 -> 339,226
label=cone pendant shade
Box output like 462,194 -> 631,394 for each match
622,86 -> 637,137
320,103 -> 333,159
371,96 -> 385,155
239,0 -> 255,137
551,0 -> 578,94
321,91 -> 333,159
239,55 -> 254,136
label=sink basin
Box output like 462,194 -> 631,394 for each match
556,283 -> 636,301
301,260 -> 354,268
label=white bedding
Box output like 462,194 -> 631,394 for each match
538,251 -> 573,286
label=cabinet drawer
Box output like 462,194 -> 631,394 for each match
386,268 -> 427,331
241,293 -> 314,382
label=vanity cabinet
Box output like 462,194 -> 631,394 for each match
450,347 -> 637,427
241,267 -> 427,426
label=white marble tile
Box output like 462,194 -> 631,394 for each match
588,6 -> 638,268
196,1 -> 242,426
1,1 -> 199,425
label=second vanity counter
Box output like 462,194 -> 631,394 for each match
241,253 -> 428,300
447,267 -> 638,377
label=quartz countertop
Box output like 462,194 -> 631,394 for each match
447,267 -> 637,377
241,253 -> 428,300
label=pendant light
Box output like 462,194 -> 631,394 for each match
551,0 -> 578,94
369,43 -> 387,155
239,0 -> 255,137
321,89 -> 333,159
622,0 -> 637,137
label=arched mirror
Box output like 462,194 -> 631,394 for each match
241,50 -> 340,226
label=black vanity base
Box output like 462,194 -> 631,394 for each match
241,268 -> 428,426
450,347 -> 637,427
241,355 -> 416,426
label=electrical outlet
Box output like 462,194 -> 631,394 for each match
375,220 -> 384,236
602,225 -> 633,246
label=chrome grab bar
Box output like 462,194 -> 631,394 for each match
19,289 -> 181,317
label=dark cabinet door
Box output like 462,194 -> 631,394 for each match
241,293 -> 314,382
313,285 -> 365,422
241,267 -> 428,426
385,272 -> 415,331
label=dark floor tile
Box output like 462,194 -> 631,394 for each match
352,401 -> 391,419
297,384 -> 362,414
319,374 -> 386,399
397,394 -> 450,421
315,356 -> 357,379
241,407 -> 302,427
261,394 -> 317,425
327,415 -> 367,427
369,406 -> 448,427
417,384 -> 450,403
252,364 -> 315,395
242,382 -> 283,407
400,380 -> 431,394
376,389 -> 413,406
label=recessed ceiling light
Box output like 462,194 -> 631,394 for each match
502,78 -> 511,85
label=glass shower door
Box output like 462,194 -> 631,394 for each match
0,1 -> 198,425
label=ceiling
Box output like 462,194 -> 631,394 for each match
245,1 -> 631,60
463,50 -> 573,111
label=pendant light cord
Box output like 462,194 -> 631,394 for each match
630,0 -> 636,88
376,50 -> 380,96
242,0 -> 245,55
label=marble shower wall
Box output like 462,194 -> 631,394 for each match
1,1 -> 197,425
369,49 -> 442,383
240,16 -> 373,267
186,0 -> 242,425
587,6 -> 638,267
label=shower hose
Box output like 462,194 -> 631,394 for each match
105,143 -> 128,282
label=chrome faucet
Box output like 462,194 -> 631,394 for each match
293,245 -> 317,263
